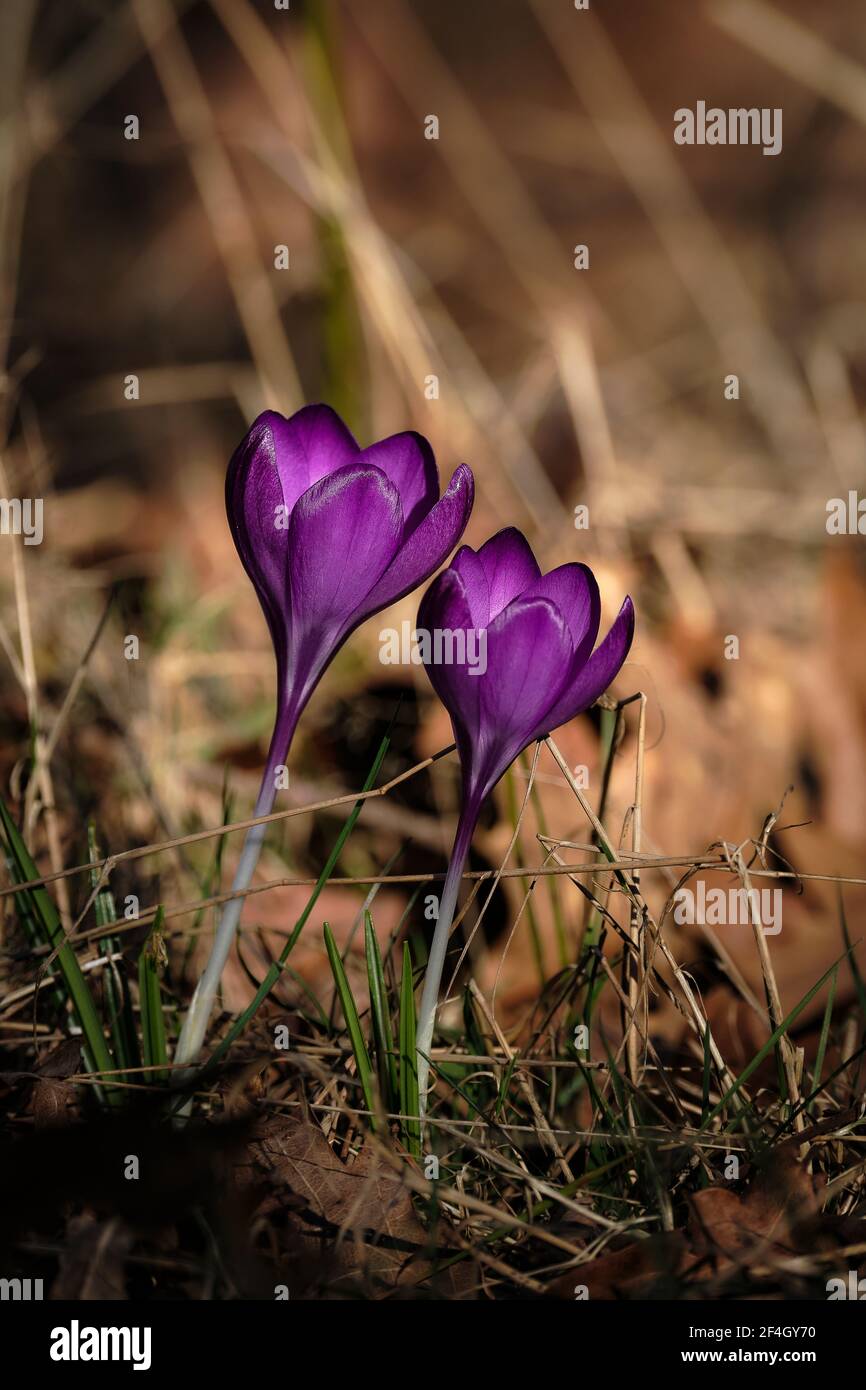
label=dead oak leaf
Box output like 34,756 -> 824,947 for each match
685,1148 -> 818,1264
242,1114 -> 465,1298
546,1151 -> 820,1299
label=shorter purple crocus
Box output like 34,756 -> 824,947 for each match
175,404 -> 474,1069
415,528 -> 634,1106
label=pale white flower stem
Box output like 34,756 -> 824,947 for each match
174,700 -> 300,1074
416,801 -> 479,1114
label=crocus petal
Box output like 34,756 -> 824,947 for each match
530,595 -> 635,739
470,595 -> 574,800
476,528 -> 542,619
360,464 -> 475,617
360,432 -> 438,535
520,563 -> 600,661
450,546 -> 491,627
284,464 -> 405,706
225,424 -> 289,647
288,464 -> 403,643
417,563 -> 476,640
417,566 -> 482,765
267,404 -> 360,516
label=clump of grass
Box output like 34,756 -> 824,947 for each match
4,694 -> 866,1300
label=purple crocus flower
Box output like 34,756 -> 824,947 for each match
414,528 -> 634,1105
175,404 -> 474,1068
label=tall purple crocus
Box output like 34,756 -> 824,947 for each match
175,404 -> 474,1068
415,528 -> 634,1106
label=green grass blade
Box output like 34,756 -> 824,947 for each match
365,910 -> 398,1110
87,823 -> 117,933
189,724 -> 392,1084
8,864 -> 66,1016
399,941 -> 420,1157
138,906 -> 168,1085
581,706 -> 619,952
88,823 -> 139,1081
838,888 -> 866,1025
324,921 -> 377,1126
701,952 -> 847,1131
781,1037 -> 866,1137
809,964 -> 837,1116
493,1053 -> 518,1120
522,749 -> 568,969
0,797 -> 119,1105
600,1032 -> 630,1122
504,766 -> 545,987
700,1019 -> 712,1124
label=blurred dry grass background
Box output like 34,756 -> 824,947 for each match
2,0 -> 866,1075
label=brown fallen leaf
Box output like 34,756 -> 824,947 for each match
546,1149 -> 821,1299
31,1076 -> 76,1129
29,1039 -> 82,1129
242,1113 -> 469,1298
686,1142 -> 818,1259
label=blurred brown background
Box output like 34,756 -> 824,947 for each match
2,0 -> 866,1057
